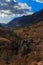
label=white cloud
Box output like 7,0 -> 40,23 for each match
6,0 -> 10,2
0,0 -> 33,17
6,0 -> 16,2
35,0 -> 43,3
0,13 -> 8,17
18,3 -> 32,9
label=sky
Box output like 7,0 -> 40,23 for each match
0,0 -> 43,23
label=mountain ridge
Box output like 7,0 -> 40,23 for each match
6,9 -> 43,28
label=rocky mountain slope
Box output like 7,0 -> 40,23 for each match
0,10 -> 43,65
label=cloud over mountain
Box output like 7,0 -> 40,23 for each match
0,0 -> 33,17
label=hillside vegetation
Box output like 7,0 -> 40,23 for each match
0,20 -> 43,65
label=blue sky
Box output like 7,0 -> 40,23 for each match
17,0 -> 43,12
0,0 -> 43,23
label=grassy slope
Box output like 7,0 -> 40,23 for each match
0,21 -> 43,65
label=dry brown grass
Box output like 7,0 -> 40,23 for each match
0,21 -> 43,65
0,37 -> 11,43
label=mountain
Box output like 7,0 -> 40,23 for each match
0,20 -> 43,65
0,24 -> 2,27
0,9 -> 43,65
0,23 -> 6,28
6,9 -> 43,28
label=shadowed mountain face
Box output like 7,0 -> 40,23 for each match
0,24 -> 2,27
0,10 -> 43,65
6,9 -> 43,28
0,23 -> 6,28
